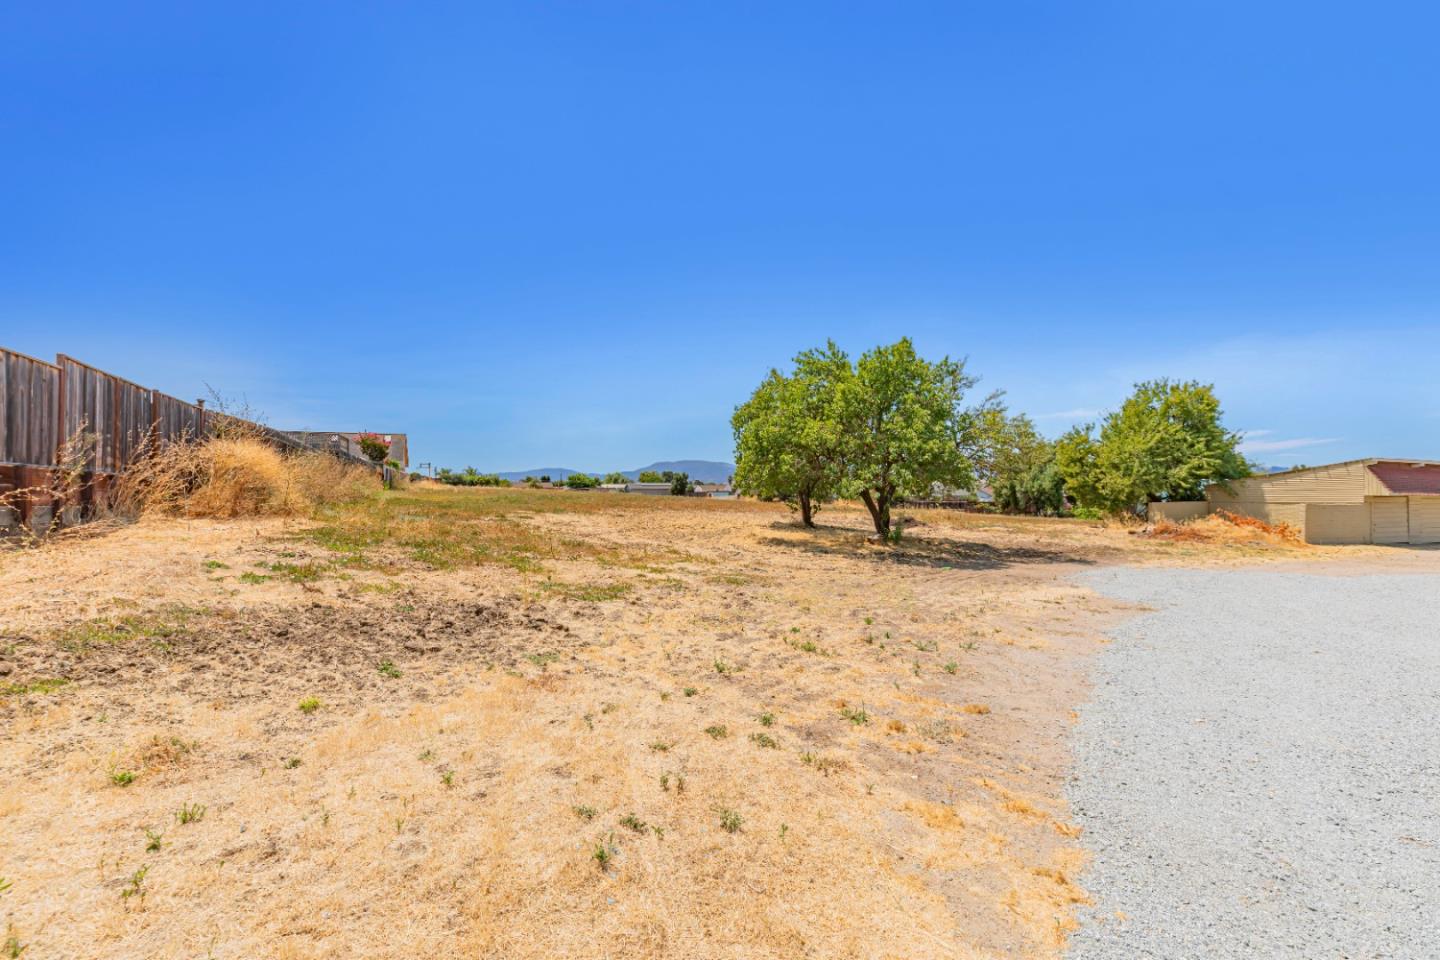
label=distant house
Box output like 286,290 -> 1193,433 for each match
926,482 -> 992,503
598,483 -> 627,493
692,483 -> 733,498
624,482 -> 673,496
1200,458 -> 1440,544
285,431 -> 409,467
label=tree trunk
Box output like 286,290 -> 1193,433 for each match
860,489 -> 890,537
798,491 -> 815,528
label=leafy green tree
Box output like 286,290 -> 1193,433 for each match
992,457 -> 1067,515
732,342 -> 848,526
602,472 -> 628,485
668,472 -> 692,496
960,395 -> 1063,514
836,339 -> 976,538
564,473 -> 601,489
637,470 -> 664,483
1055,379 -> 1250,514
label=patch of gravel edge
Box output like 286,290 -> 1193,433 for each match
1066,566 -> 1440,959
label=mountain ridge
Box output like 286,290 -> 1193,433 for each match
492,459 -> 735,484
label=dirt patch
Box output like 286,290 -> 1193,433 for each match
0,491 -> 1162,958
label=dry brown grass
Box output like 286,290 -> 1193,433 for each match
4,487 -> 1295,959
110,435 -> 378,519
1145,509 -> 1303,546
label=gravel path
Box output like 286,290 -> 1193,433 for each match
1068,566 -> 1440,959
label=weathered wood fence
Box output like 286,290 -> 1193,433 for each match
1,346 -> 386,532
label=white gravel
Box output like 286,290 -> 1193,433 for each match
1067,566 -> 1440,959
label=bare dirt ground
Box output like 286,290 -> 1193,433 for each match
0,491 -> 1369,959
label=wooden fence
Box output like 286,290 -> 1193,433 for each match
1,345 -> 389,531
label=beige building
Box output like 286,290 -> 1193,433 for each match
1202,459 -> 1440,544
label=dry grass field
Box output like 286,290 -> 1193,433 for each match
0,488 -> 1326,959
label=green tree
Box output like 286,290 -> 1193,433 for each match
668,472 -> 692,496
637,470 -> 664,483
1055,379 -> 1250,514
602,472 -> 628,485
992,457 -> 1067,515
564,473 -> 601,489
960,395 -> 1063,514
731,342 -> 848,526
836,339 -> 976,538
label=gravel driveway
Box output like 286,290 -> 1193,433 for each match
1068,566 -> 1440,959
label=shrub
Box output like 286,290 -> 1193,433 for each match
357,432 -> 390,463
110,436 -> 378,519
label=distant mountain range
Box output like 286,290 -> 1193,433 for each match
493,460 -> 735,484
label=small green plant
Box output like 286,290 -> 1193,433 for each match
176,803 -> 206,825
377,660 -> 401,678
120,865 -> 148,901
840,705 -> 870,726
757,712 -> 776,727
712,659 -> 731,675
573,805 -> 597,820
419,748 -> 435,761
298,697 -> 322,714
619,813 -> 648,833
593,839 -> 614,869
718,808 -> 743,833
683,687 -> 699,697
283,757 -> 302,769
4,934 -> 23,959
525,651 -> 560,669
145,829 -> 163,852
0,677 -> 70,699
748,732 -> 778,749
202,560 -> 228,570
0,878 -> 10,895
943,661 -> 958,675
648,740 -> 674,753
238,572 -> 271,585
660,771 -> 686,793
912,639 -> 938,653
440,769 -> 455,788
704,725 -> 728,739
110,769 -> 136,787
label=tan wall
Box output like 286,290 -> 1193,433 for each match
1409,496 -> 1440,544
1212,500 -> 1308,537
1208,461 -> 1368,506
1149,501 -> 1209,523
1305,504 -> 1371,544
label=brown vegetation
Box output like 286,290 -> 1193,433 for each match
111,435 -> 378,519
0,487 -> 1334,958
1144,508 -> 1303,547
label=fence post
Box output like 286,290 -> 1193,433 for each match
111,376 -> 121,471
196,398 -> 206,437
54,355 -> 66,468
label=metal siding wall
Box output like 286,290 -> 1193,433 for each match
1209,462 -> 1368,505
1149,501 -> 1209,523
1369,497 -> 1410,544
1304,504 -> 1371,544
1408,497 -> 1440,544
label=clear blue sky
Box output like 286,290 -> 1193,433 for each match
4,2 -> 1437,472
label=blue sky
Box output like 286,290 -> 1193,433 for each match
3,2 -> 1437,472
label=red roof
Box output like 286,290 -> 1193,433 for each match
1369,462 -> 1440,495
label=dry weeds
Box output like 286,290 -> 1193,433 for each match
0,488 -> 1331,958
